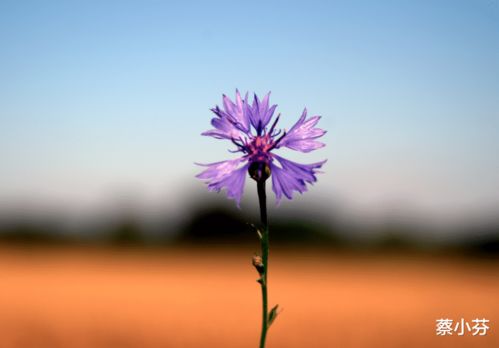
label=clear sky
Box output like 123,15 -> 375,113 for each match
0,0 -> 498,223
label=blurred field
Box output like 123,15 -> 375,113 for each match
0,246 -> 497,348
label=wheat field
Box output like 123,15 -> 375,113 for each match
0,246 -> 497,348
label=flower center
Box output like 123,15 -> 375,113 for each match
247,135 -> 273,163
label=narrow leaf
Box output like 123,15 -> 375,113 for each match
268,304 -> 280,327
248,223 -> 263,240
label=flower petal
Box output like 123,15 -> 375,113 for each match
277,108 -> 326,152
270,155 -> 326,203
201,112 -> 243,140
196,157 -> 249,206
246,92 -> 277,134
202,90 -> 250,140
222,89 -> 250,133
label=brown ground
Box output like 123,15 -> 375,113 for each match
0,246 -> 497,348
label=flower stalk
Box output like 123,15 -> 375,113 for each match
257,178 -> 270,348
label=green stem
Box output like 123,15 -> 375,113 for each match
257,179 -> 269,348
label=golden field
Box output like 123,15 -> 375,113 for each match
0,246 -> 497,348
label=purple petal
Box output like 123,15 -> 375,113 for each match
263,104 -> 277,128
223,90 -> 250,133
201,113 -> 244,140
247,92 -> 277,132
196,157 -> 249,206
260,93 -> 270,124
277,108 -> 326,153
269,155 -> 326,203
202,91 -> 251,140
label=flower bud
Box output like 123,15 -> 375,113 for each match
252,255 -> 265,274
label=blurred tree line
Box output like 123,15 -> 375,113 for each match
0,200 -> 498,259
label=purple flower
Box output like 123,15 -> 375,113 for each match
197,90 -> 326,206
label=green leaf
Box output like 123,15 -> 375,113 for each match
268,304 -> 280,327
248,223 -> 263,240
256,229 -> 263,240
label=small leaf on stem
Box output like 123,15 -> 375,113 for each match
257,229 -> 263,240
268,305 -> 281,327
248,223 -> 263,240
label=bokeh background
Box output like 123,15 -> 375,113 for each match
0,0 -> 498,347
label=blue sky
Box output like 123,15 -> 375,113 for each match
0,0 -> 498,222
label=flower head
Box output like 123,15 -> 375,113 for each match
197,90 -> 326,206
